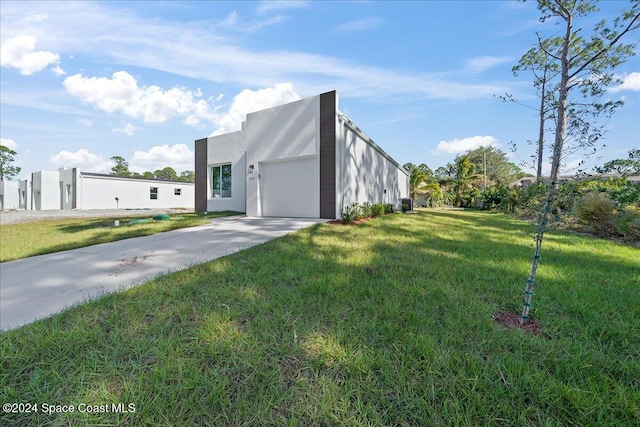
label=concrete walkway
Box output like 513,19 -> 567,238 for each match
1,216 -> 327,331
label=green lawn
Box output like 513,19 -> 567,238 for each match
0,211 -> 239,262
1,210 -> 638,426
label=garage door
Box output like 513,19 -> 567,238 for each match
260,156 -> 319,217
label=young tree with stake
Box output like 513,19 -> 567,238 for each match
520,0 -> 639,325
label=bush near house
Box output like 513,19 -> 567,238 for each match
340,202 -> 389,224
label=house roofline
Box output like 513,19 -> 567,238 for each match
79,172 -> 194,185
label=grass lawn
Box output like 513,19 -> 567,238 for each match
0,211 -> 240,262
1,210 -> 638,426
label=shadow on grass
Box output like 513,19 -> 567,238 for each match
1,210 -> 638,425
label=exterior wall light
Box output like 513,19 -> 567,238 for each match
248,164 -> 255,174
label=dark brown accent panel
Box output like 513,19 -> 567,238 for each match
72,168 -> 77,209
319,91 -> 337,219
194,138 -> 208,212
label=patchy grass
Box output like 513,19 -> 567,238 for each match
0,211 -> 239,262
1,210 -> 638,426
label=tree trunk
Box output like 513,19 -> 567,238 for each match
521,3 -> 571,325
536,67 -> 547,182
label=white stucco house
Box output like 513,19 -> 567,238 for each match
7,168 -> 194,211
195,90 -> 409,219
0,180 -> 22,210
56,169 -> 194,210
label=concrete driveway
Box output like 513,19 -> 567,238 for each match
1,216 -> 327,331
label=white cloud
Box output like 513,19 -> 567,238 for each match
609,72 -> 640,93
77,118 -> 93,127
112,122 -> 138,136
219,10 -> 287,33
63,71 -> 217,126
466,56 -> 512,73
256,1 -> 308,15
49,148 -> 112,172
1,138 -> 18,150
210,83 -> 301,136
0,35 -> 62,75
246,15 -> 287,32
132,143 -> 194,172
334,17 -> 386,34
436,135 -> 499,154
51,64 -> 66,76
220,11 -> 239,26
1,1 -> 511,102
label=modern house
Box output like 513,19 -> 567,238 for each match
2,168 -> 194,211
56,169 -> 194,210
195,90 -> 409,219
0,180 -> 21,210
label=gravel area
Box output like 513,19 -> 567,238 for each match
0,208 -> 194,225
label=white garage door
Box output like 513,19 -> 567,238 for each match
260,156 -> 319,217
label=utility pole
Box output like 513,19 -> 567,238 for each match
483,150 -> 487,192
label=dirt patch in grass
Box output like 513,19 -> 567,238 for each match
493,312 -> 548,338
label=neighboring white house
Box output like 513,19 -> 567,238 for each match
195,90 -> 409,219
0,180 -> 20,210
4,168 -> 194,210
57,169 -> 194,210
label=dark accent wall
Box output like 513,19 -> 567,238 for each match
72,168 -> 77,209
319,91 -> 337,219
194,138 -> 208,212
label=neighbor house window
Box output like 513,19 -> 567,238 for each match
211,164 -> 232,198
150,187 -> 158,200
175,188 -> 182,196
65,184 -> 72,203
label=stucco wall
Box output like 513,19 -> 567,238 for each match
205,95 -> 321,216
336,116 -> 409,216
32,171 -> 60,210
18,179 -> 30,210
245,95 -> 320,216
0,181 -> 20,210
206,130 -> 247,213
58,168 -> 78,210
79,175 -> 194,210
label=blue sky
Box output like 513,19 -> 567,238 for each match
1,0 -> 638,180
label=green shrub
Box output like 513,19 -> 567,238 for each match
401,204 -> 409,213
341,202 -> 361,224
371,203 -> 385,217
360,202 -> 373,219
482,186 -> 508,210
615,205 -> 640,242
574,192 -> 616,234
384,203 -> 395,214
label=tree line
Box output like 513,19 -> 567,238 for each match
404,145 -> 529,208
110,156 -> 194,182
406,146 -> 639,209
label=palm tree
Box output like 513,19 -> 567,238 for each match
404,163 -> 433,201
452,155 -> 480,207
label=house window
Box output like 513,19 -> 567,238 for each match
150,187 -> 158,200
175,188 -> 181,196
211,163 -> 232,198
